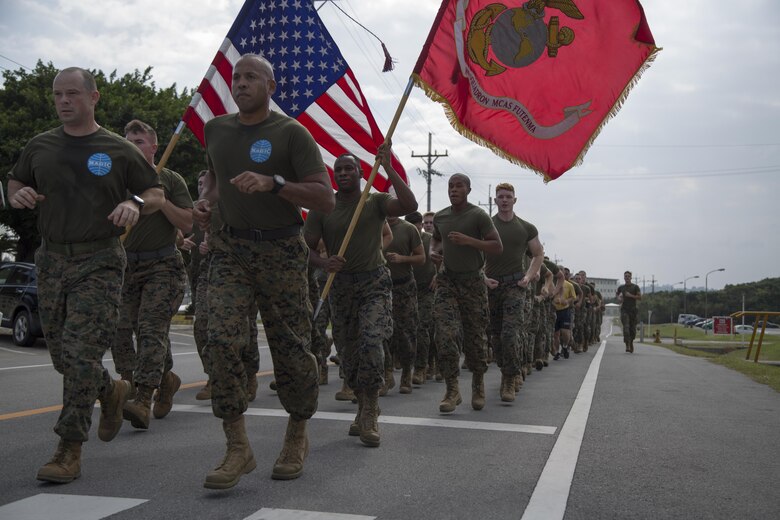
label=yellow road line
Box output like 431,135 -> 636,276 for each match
0,405 -> 62,421
1,371 -> 275,421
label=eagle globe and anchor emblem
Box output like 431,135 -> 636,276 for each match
467,0 -> 584,75
457,0 -> 591,141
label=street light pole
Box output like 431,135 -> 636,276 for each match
683,275 -> 700,314
704,268 -> 726,335
671,281 -> 684,323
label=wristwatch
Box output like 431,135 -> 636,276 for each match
270,174 -> 286,194
128,195 -> 145,209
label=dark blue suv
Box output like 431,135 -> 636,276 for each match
0,262 -> 43,346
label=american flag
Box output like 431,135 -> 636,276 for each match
183,0 -> 406,190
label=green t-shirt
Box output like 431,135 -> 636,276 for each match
125,167 -> 193,252
485,214 -> 538,278
570,280 -> 582,299
413,231 -> 436,288
304,191 -> 392,273
534,262 -> 549,296
9,126 -> 160,243
617,283 -> 641,311
433,203 -> 496,273
204,111 -> 325,230
385,218 -> 422,281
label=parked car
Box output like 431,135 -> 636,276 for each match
683,317 -> 703,327
0,262 -> 44,346
698,319 -> 714,330
677,314 -> 700,325
756,321 -> 780,329
734,325 -> 753,334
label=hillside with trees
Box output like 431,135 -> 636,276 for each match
635,277 -> 780,324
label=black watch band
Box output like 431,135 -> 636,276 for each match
128,195 -> 145,209
270,174 -> 286,195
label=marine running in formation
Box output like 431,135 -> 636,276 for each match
8,57 -> 619,489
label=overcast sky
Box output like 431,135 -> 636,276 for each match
1,0 -> 778,291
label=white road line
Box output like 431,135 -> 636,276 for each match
0,346 -> 38,355
0,493 -> 147,520
0,352 -> 202,372
0,363 -> 52,371
245,509 -> 374,520
172,405 -> 557,435
521,332 -> 610,520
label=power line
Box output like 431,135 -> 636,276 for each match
0,53 -> 32,70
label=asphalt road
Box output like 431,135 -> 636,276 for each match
0,322 -> 778,520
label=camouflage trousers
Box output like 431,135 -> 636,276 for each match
194,258 -> 260,379
434,272 -> 488,379
521,288 -> 535,367
308,267 -> 332,369
488,282 -> 527,376
207,233 -> 318,422
583,306 -> 593,345
621,308 -> 638,343
111,252 -> 186,387
415,286 -> 435,371
386,278 -> 418,371
532,299 -> 546,362
572,306 -> 584,347
330,267 -> 392,392
545,300 -> 555,355
35,242 -> 125,442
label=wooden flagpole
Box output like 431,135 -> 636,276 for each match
155,120 -> 186,174
313,76 -> 414,320
121,121 -> 185,242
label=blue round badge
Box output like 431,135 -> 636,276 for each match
87,153 -> 112,176
249,140 -> 272,163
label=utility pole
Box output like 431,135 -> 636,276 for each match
651,275 -> 656,294
477,184 -> 493,215
411,132 -> 447,211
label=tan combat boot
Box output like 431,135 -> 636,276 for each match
439,376 -> 462,413
471,371 -> 486,411
272,417 -> 309,480
359,389 -> 381,447
36,439 -> 82,483
196,380 -> 212,400
379,367 -> 395,396
204,415 -> 256,489
318,364 -> 328,385
399,366 -> 413,394
335,379 -> 355,401
246,372 -> 258,402
123,385 -> 154,429
412,366 -> 426,385
153,371 -> 181,419
500,374 -> 515,403
120,371 -> 136,400
349,390 -> 364,436
98,378 -> 131,441
514,374 -> 523,393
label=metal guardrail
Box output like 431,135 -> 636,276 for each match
730,311 -> 780,363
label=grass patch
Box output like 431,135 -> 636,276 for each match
641,323 -> 780,392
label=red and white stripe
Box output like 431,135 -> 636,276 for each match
183,38 -> 406,191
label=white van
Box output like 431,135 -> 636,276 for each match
677,314 -> 700,324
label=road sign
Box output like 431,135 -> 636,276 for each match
713,316 -> 733,335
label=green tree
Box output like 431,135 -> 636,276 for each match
639,278 -> 780,324
1,61 -> 206,261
